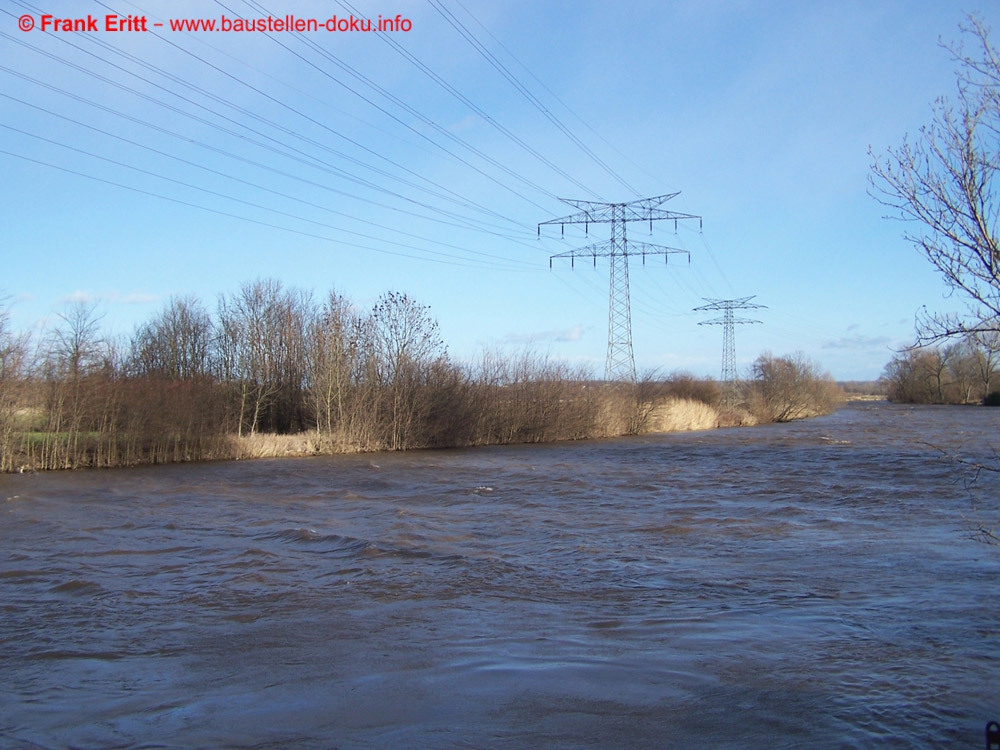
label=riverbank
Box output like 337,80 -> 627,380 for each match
218,396 -> 730,462
3,349 -> 843,473
1,284 -> 845,473
6,393 -> 767,472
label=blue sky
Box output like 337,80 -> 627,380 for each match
3,0 -> 998,380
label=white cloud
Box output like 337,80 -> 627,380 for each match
821,335 -> 894,351
62,290 -> 94,304
501,324 -> 589,345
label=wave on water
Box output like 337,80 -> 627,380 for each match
48,579 -> 104,596
259,528 -> 373,557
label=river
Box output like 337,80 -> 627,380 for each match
2,401 -> 999,748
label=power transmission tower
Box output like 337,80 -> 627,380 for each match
694,296 -> 766,405
540,193 -> 701,382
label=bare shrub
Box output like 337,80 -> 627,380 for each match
660,371 -> 722,406
465,349 -> 599,445
745,353 -> 843,423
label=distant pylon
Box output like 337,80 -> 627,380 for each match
694,296 -> 766,405
540,193 -> 701,382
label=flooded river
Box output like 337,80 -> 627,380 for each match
2,401 -> 999,748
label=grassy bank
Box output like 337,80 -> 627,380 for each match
4,386 -> 723,471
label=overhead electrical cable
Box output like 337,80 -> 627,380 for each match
0,142 -> 526,271
451,0 -> 663,190
0,67 -> 537,246
428,0 -> 641,198
0,21 -> 529,235
0,120 -> 529,268
101,0 -> 527,228
0,92 -> 538,267
234,0 -> 557,209
332,0 -> 605,202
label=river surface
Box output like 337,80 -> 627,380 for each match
2,401 -> 999,748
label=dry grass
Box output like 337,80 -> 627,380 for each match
228,395 -> 725,462
227,433 -> 321,460
642,398 -> 721,433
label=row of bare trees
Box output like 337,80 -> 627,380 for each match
0,281 -> 656,470
881,334 -> 1000,404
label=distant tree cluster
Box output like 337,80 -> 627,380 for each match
881,334 -> 1000,404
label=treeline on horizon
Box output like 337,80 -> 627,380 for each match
881,334 -> 1000,405
0,279 -> 843,472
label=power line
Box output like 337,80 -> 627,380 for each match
429,0 -> 640,198
233,0 -> 557,209
4,0 -> 549,232
0,134 -> 526,271
336,0 -> 604,201
0,28 -> 527,235
448,0 -> 658,192
0,89 -> 536,267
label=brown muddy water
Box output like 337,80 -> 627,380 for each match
2,401 -> 999,748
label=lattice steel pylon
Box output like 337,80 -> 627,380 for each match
694,296 -> 766,405
540,193 -> 701,382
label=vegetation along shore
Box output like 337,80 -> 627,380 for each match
0,280 -> 844,473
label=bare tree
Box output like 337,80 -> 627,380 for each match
928,344 -> 957,402
367,292 -> 445,449
368,292 -> 444,387
0,295 -> 29,472
882,349 -> 938,403
130,295 -> 213,380
217,279 -> 312,436
47,301 -> 105,423
870,16 -> 1000,342
308,290 -> 361,437
50,300 -> 104,381
35,300 -> 109,467
971,327 -> 1000,396
945,339 -> 981,402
